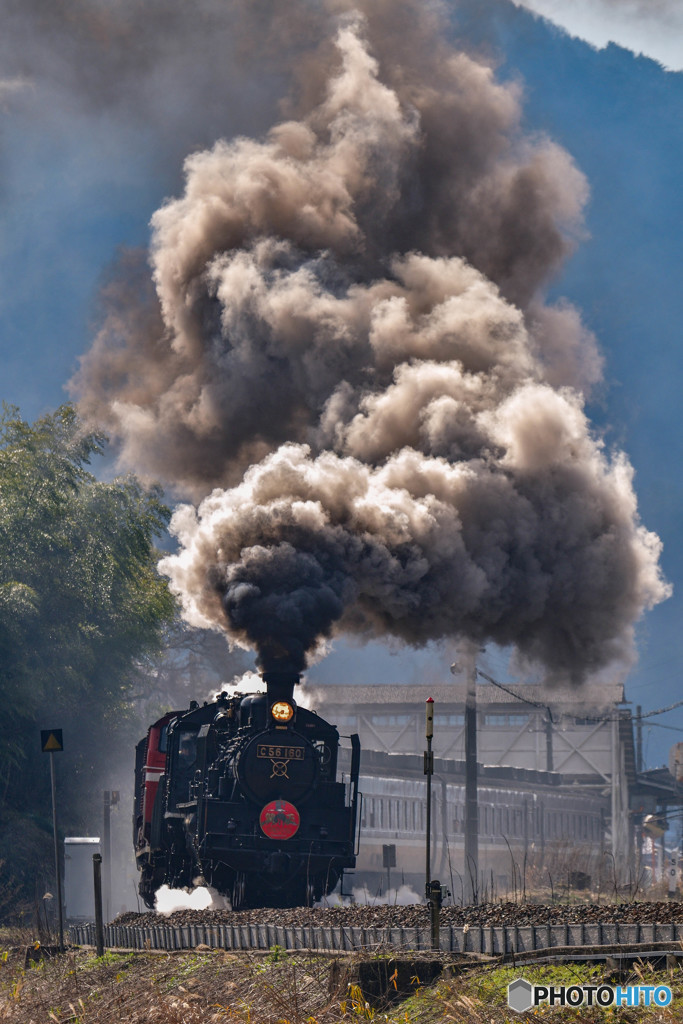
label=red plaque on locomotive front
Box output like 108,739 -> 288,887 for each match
259,799 -> 301,840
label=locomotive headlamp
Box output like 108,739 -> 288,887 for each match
271,700 -> 294,722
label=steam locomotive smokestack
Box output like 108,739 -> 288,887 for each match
261,670 -> 301,705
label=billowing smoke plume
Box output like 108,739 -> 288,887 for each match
76,11 -> 595,491
74,8 -> 669,683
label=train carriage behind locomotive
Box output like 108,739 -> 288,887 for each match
133,671 -> 360,909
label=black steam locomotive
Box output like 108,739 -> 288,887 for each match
133,671 -> 360,909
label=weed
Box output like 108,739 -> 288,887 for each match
265,944 -> 290,964
80,951 -> 131,971
341,982 -> 376,1019
10,971 -> 24,1000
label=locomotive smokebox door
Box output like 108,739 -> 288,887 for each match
236,733 -> 318,803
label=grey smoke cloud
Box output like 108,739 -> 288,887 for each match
75,14 -> 593,491
73,9 -> 669,682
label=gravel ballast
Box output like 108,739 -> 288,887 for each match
114,900 -> 683,931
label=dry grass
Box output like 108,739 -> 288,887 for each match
4,943 -> 683,1023
0,944 -> 446,1024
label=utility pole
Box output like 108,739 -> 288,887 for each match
611,715 -> 619,869
464,665 -> 479,904
545,710 -> 554,773
636,705 -> 643,774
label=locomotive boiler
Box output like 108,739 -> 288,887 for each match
133,671 -> 360,909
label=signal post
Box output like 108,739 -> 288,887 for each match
424,698 -> 444,949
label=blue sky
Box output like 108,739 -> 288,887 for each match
1,0 -> 681,765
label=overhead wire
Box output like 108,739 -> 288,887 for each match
474,667 -> 683,729
475,668 -> 554,720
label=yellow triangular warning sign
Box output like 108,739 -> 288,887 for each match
41,729 -> 63,752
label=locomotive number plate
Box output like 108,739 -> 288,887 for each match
257,744 -> 304,760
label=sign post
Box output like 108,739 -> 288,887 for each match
41,729 -> 64,951
92,853 -> 105,956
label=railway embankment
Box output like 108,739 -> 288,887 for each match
68,900 -> 683,956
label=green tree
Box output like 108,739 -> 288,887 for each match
0,404 -> 175,909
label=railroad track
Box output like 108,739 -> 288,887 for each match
70,919 -> 683,955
